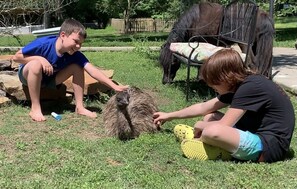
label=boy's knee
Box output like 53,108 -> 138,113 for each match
24,60 -> 43,74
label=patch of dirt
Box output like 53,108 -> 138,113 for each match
106,157 -> 123,166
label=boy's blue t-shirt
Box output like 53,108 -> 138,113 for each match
20,35 -> 89,73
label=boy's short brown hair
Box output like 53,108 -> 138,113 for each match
59,18 -> 87,39
200,48 -> 250,90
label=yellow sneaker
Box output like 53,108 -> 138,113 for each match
181,139 -> 232,161
173,124 -> 194,142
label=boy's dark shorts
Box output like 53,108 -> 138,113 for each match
18,65 -> 57,89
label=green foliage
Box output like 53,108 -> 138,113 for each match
96,0 -> 125,18
274,0 -> 297,16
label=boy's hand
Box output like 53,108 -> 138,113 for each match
114,85 -> 129,92
41,60 -> 53,76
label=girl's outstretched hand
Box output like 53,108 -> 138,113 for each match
153,112 -> 171,126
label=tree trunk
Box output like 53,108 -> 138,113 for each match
124,0 -> 131,33
43,12 -> 51,29
43,1 -> 51,28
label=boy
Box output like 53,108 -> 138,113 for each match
153,48 -> 295,163
13,18 -> 128,122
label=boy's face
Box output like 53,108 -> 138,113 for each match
60,31 -> 85,55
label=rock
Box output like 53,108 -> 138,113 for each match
0,55 -> 13,70
0,72 -> 24,99
0,89 -> 6,97
0,55 -> 19,71
0,96 -> 11,107
0,73 -> 67,101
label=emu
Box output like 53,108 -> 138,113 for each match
103,86 -> 160,140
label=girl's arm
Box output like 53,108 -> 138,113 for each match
219,108 -> 246,127
154,97 -> 228,124
172,97 -> 227,119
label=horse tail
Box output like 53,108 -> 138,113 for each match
254,10 -> 275,78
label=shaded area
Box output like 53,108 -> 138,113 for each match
273,54 -> 297,67
17,94 -> 104,117
275,27 -> 297,41
171,79 -> 216,100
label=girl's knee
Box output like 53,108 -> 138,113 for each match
200,125 -> 222,140
203,114 -> 214,121
203,111 -> 224,122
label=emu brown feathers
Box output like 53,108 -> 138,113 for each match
103,86 -> 159,140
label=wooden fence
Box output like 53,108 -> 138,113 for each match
110,18 -> 176,33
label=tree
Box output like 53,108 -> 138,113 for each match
97,0 -> 143,33
64,0 -> 109,28
0,0 -> 78,32
274,0 -> 297,16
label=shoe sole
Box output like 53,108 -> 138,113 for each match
181,139 -> 232,161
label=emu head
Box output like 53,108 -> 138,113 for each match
116,90 -> 130,110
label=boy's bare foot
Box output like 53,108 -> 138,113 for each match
29,111 -> 46,122
76,108 -> 97,118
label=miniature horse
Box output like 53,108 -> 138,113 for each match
160,2 -> 274,84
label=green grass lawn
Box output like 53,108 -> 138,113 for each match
274,17 -> 297,47
0,49 -> 297,188
0,17 -> 297,188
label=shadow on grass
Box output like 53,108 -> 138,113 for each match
285,147 -> 295,160
171,79 -> 216,100
275,27 -> 297,41
18,96 -> 104,116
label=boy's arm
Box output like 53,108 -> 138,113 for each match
13,50 -> 54,76
12,50 -> 48,65
84,63 -> 128,92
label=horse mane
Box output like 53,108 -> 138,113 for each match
166,3 -> 222,44
166,4 -> 201,43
